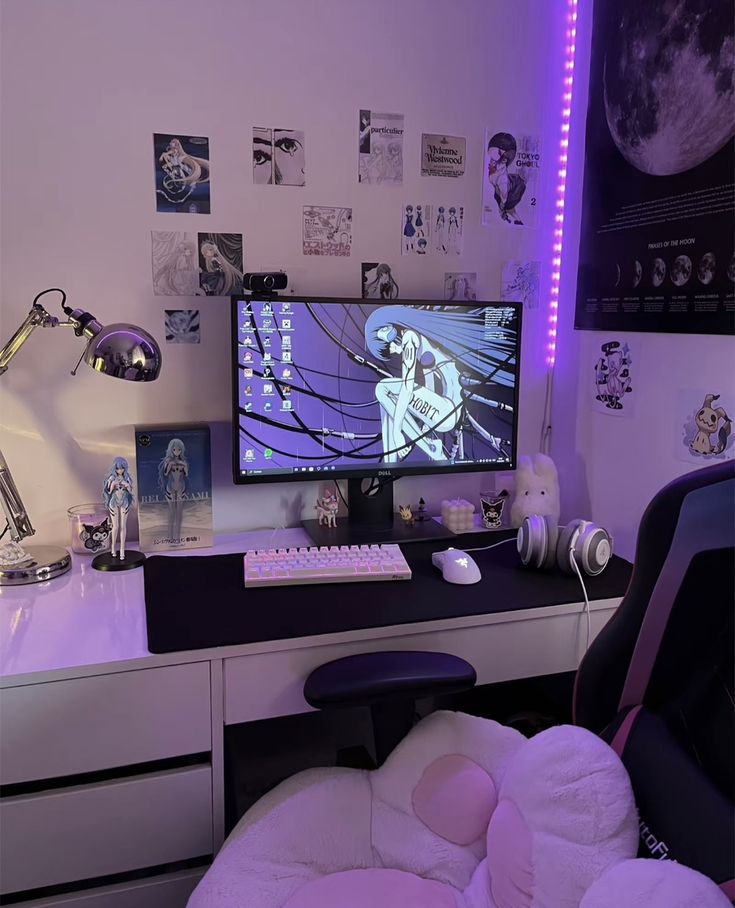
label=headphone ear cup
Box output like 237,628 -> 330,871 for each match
558,519 -> 613,575
542,517 -> 559,570
518,514 -> 557,570
557,519 -> 584,574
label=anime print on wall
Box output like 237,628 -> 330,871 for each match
135,426 -> 213,553
362,263 -> 399,299
401,203 -> 432,256
591,339 -> 638,417
197,233 -> 244,296
482,130 -> 541,228
433,206 -> 464,255
358,110 -> 404,185
303,206 -> 352,256
151,231 -> 200,296
153,133 -> 211,214
501,261 -> 541,310
675,388 -> 734,464
164,309 -> 200,344
444,272 -> 477,301
253,128 -> 305,186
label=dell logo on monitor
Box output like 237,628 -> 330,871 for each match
378,470 -> 393,477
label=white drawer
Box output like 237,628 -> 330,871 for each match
0,662 -> 211,784
0,765 -> 213,894
13,868 -> 205,908
223,604 -> 619,724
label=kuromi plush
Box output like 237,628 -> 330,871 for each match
510,453 -> 561,528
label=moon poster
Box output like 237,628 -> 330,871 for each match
575,0 -> 735,335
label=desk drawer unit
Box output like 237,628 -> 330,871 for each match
0,765 -> 213,895
11,869 -> 205,908
0,662 -> 211,785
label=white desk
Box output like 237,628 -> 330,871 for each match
0,530 -> 623,907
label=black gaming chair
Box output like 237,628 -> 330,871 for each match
574,461 -> 735,899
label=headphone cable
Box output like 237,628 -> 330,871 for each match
569,550 -> 591,653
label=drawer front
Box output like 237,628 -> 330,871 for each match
0,662 -> 211,785
15,869 -> 205,908
0,765 -> 213,894
223,605 -> 618,724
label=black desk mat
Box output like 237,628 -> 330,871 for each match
144,531 -> 633,654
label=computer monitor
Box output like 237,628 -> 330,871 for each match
231,296 -> 521,543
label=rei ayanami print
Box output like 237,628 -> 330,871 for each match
159,438 -> 189,544
364,306 -> 517,463
102,457 -> 134,559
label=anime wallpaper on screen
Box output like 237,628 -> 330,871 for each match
234,299 -> 519,478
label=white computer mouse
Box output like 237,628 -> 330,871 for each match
431,547 -> 482,585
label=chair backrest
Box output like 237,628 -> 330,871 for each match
573,461 -> 734,897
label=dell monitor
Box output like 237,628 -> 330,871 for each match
231,296 -> 521,544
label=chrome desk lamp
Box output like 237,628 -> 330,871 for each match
0,288 -> 162,586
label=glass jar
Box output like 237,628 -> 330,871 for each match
67,503 -> 112,555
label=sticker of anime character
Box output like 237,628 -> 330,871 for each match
159,438 -> 189,544
364,306 -> 517,464
594,341 -> 633,411
689,394 -> 732,456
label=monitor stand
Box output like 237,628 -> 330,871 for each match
301,478 -> 454,547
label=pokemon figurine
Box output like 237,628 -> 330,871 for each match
316,487 -> 339,528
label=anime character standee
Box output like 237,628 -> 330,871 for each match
103,457 -> 134,559
316,488 -> 339,528
159,438 -> 189,543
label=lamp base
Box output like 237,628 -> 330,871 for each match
0,545 -> 72,586
92,550 -> 146,572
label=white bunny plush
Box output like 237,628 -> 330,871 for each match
510,453 -> 560,528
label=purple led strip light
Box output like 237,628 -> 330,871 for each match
548,0 -> 579,367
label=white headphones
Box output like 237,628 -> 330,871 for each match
517,514 -> 613,576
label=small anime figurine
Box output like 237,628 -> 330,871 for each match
103,457 -> 134,559
416,497 -> 427,521
316,487 -> 339,528
159,438 -> 189,544
398,504 -> 415,526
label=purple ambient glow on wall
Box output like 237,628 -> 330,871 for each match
548,0 -> 579,367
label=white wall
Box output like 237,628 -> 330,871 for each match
553,0 -> 735,560
0,0 -> 565,546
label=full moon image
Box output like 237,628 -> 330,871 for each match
651,257 -> 666,287
633,260 -> 642,287
603,1 -> 735,175
671,255 -> 692,286
697,252 -> 716,284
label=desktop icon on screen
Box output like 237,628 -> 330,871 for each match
282,351 -> 292,362
263,383 -> 273,394
263,366 -> 273,378
282,367 -> 292,379
281,319 -> 291,330
264,447 -> 273,459
282,335 -> 291,347
243,368 -> 253,379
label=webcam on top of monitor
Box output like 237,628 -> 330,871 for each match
243,272 -> 288,294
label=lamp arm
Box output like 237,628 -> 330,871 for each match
0,304 -> 81,375
0,448 -> 34,543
